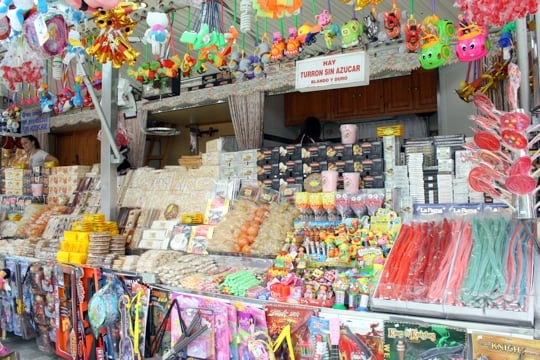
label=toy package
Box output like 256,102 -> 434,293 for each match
171,292 -> 230,360
383,321 -> 467,360
236,303 -> 272,360
337,316 -> 384,360
145,286 -> 172,357
265,303 -> 316,360
131,283 -> 150,358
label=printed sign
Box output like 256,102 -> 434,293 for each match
21,106 -> 50,133
295,51 -> 370,92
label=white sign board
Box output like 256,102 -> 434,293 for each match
295,51 -> 370,92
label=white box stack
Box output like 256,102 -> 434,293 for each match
407,153 -> 425,204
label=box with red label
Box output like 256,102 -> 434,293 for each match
256,148 -> 273,165
360,141 -> 383,159
362,175 -> 385,188
326,144 -> 346,160
360,158 -> 384,176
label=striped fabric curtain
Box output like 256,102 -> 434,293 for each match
228,92 -> 265,150
125,109 -> 147,167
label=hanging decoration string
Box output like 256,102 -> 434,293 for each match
352,1 -> 357,20
327,0 -> 331,13
255,17 -> 259,42
409,0 -> 414,18
311,0 -> 317,17
169,11 -> 176,56
279,17 -> 284,38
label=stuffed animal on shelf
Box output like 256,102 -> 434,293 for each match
38,84 -> 56,113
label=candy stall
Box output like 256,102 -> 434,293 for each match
0,0 -> 539,359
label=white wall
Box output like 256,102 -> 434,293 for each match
438,62 -> 477,136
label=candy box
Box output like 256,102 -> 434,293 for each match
383,321 -> 467,360
471,333 -> 540,359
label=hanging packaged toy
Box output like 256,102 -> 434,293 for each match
24,12 -> 69,57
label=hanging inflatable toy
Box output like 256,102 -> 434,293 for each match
64,0 -> 122,14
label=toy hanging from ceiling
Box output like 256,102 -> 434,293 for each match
404,0 -> 422,53
418,1 -> 455,70
179,0 -> 236,77
383,0 -> 401,40
341,2 -> 363,49
144,12 -> 170,59
253,0 -> 303,19
86,2 -> 144,68
455,14 -> 490,62
64,0 -> 123,14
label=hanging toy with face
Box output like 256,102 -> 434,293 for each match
341,19 -> 363,48
270,31 -> 285,61
405,18 -> 422,52
383,8 -> 401,39
144,12 -> 170,59
455,15 -> 490,62
363,12 -> 379,43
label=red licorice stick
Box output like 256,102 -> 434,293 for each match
375,224 -> 412,299
445,221 -> 474,306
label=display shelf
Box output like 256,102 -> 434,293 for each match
153,282 -> 539,340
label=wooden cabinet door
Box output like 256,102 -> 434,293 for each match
358,79 -> 385,117
383,74 -> 415,114
331,86 -> 360,120
56,128 -> 100,166
284,91 -> 330,126
330,81 -> 384,121
413,68 -> 438,112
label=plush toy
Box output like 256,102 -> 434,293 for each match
317,10 -> 340,49
228,51 -> 241,72
284,27 -> 301,57
258,42 -> 271,66
63,30 -> 86,65
270,31 -> 285,61
144,12 -> 170,58
72,77 -> 84,108
38,84 -> 55,113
